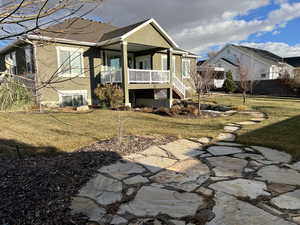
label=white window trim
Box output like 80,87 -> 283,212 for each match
58,90 -> 88,106
56,46 -> 85,78
161,54 -> 176,73
182,58 -> 191,78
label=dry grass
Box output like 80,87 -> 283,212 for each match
0,109 -> 250,156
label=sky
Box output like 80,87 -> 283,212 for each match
92,0 -> 300,59
1,0 -> 300,59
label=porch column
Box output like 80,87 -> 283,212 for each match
121,41 -> 131,107
168,48 -> 173,108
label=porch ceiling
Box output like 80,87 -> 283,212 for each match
101,42 -> 168,53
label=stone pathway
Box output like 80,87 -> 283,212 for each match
71,111 -> 300,225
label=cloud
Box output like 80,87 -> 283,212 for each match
94,0 -> 300,56
242,42 -> 300,57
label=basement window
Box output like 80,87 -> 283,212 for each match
59,90 -> 87,107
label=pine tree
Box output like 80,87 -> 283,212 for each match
223,71 -> 237,93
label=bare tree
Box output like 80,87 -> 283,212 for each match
0,0 -> 103,40
236,58 -> 251,104
191,63 -> 215,114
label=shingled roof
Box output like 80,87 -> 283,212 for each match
33,17 -> 118,43
233,45 -> 284,63
284,57 -> 300,67
100,19 -> 149,42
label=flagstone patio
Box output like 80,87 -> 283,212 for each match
70,111 -> 300,225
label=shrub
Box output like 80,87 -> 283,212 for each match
0,78 -> 33,111
223,71 -> 237,93
94,84 -> 124,108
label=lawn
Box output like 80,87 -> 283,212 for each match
1,94 -> 299,159
211,94 -> 300,160
0,109 -> 250,156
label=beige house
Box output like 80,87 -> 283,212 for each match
0,17 -> 198,108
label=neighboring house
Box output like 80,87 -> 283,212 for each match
284,57 -> 300,77
200,44 -> 295,88
0,17 -> 198,108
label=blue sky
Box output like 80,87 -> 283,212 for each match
1,0 -> 300,58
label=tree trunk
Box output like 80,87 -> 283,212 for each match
243,91 -> 246,105
198,92 -> 201,116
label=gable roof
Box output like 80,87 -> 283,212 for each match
98,18 -> 179,48
233,45 -> 283,63
100,19 -> 149,42
284,57 -> 300,67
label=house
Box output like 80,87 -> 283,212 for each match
200,44 -> 295,88
0,17 -> 198,108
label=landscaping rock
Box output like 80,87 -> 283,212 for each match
197,137 -> 212,144
216,132 -> 236,141
138,146 -> 169,158
76,105 -> 90,111
132,155 -> 177,173
118,185 -> 204,218
78,174 -> 122,205
207,192 -> 296,225
196,187 -> 214,197
209,178 -> 270,199
234,153 -> 265,161
150,159 -> 210,192
224,125 -> 240,132
160,139 -> 203,160
257,166 -> 300,186
208,156 -> 248,177
271,190 -> 300,210
267,183 -> 296,195
71,197 -> 107,223
110,215 -> 128,225
252,146 -> 292,163
207,146 -> 243,156
237,121 -> 258,125
216,142 -> 243,146
124,175 -> 149,185
99,161 -> 146,179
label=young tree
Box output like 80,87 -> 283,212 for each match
223,70 -> 236,93
191,63 -> 215,114
236,58 -> 251,104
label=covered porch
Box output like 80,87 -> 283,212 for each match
99,42 -> 175,108
96,18 -> 183,107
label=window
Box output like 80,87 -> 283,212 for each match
59,90 -> 87,107
261,73 -> 266,78
161,55 -> 176,73
109,57 -> 120,70
25,46 -> 34,74
182,59 -> 191,78
5,51 -> 17,74
57,47 -> 83,77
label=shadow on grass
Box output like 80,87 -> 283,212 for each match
238,115 -> 300,160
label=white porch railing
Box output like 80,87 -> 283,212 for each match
173,75 -> 186,98
128,69 -> 170,83
101,70 -> 122,83
101,69 -> 170,84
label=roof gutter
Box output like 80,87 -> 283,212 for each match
26,34 -> 97,46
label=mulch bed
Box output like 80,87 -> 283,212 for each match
0,135 -> 174,225
78,135 -> 177,155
